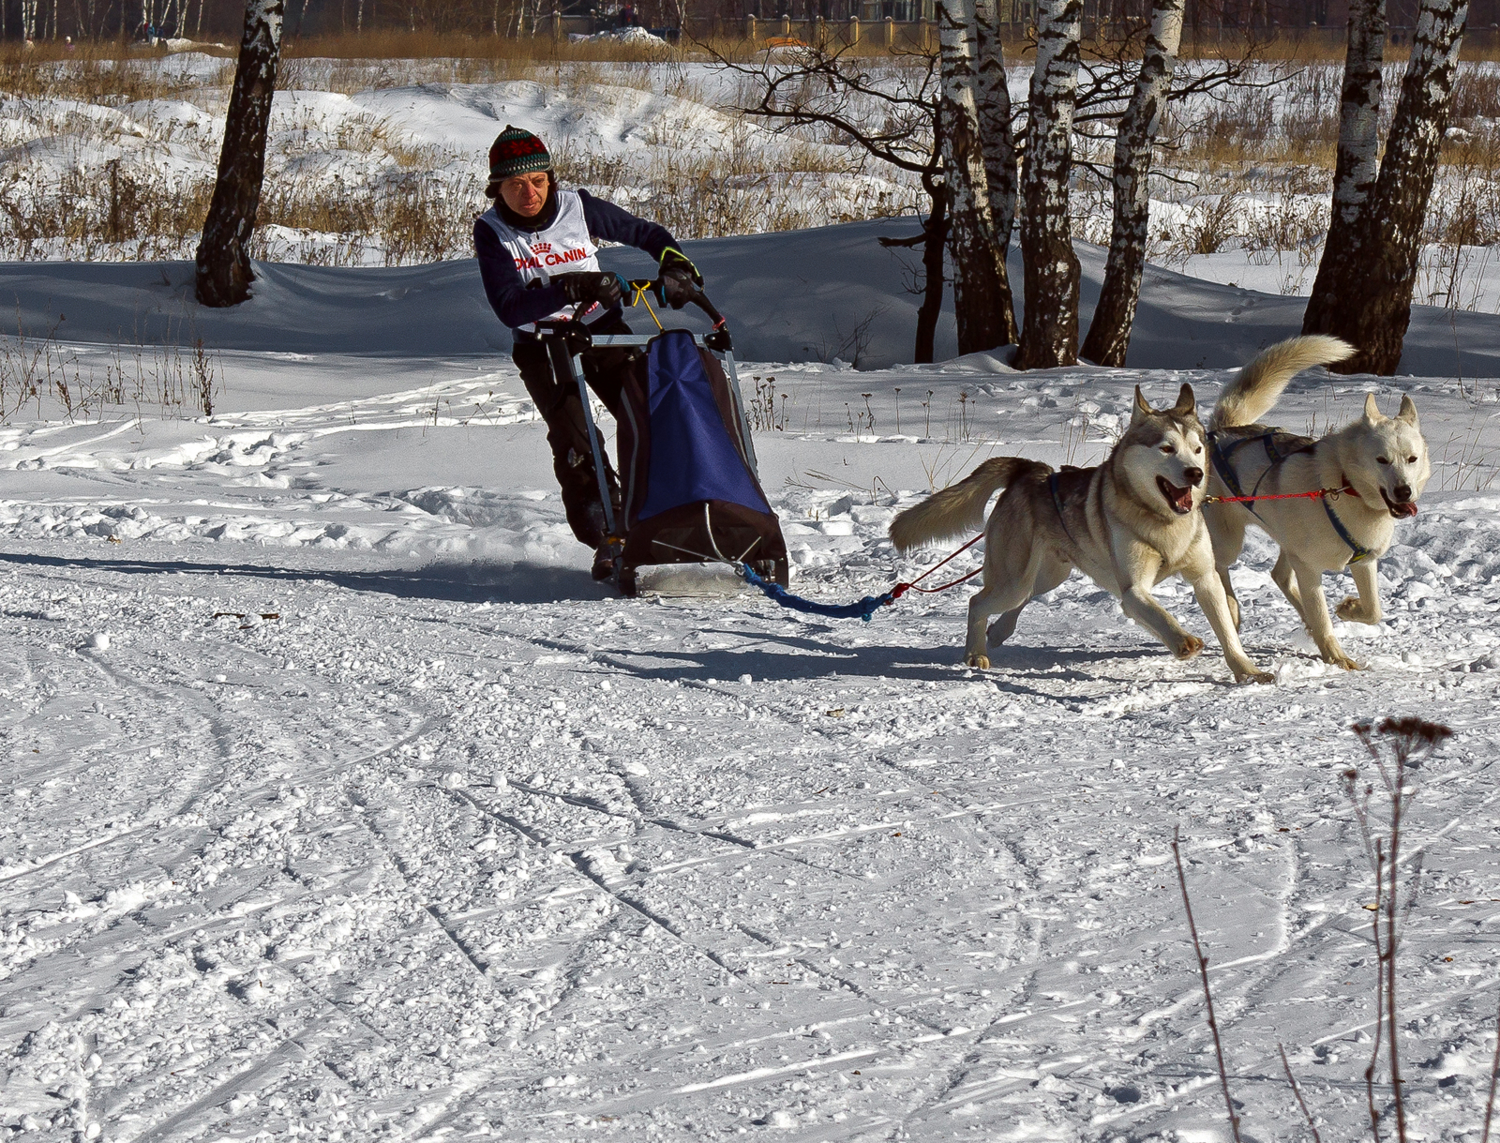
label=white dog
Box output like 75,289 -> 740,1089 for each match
1205,335 -> 1431,669
890,385 -> 1272,684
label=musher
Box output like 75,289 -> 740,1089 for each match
474,125 -> 702,578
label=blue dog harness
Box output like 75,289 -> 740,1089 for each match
1320,495 -> 1376,564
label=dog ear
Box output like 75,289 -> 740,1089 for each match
1363,392 -> 1384,423
1396,394 -> 1420,428
1172,383 -> 1196,416
1131,385 -> 1153,426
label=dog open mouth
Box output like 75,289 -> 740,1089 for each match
1157,476 -> 1195,515
1381,489 -> 1418,518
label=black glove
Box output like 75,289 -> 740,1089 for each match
659,246 -> 702,286
655,247 -> 703,310
657,269 -> 699,310
556,271 -> 623,309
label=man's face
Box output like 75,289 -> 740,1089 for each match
500,171 -> 550,218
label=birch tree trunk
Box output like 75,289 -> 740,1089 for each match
1079,0 -> 1184,366
1304,0 -> 1468,373
1301,0 -> 1385,348
973,0 -> 1019,343
195,0 -> 285,308
1016,0 -> 1083,370
937,0 -> 1012,354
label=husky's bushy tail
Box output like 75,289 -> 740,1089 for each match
890,457 -> 1048,553
1209,335 -> 1355,431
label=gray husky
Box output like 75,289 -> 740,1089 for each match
890,385 -> 1272,684
1205,335 -> 1431,670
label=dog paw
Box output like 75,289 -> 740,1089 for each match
1235,669 -> 1276,685
1325,651 -> 1362,671
1174,634 -> 1205,660
1335,596 -> 1379,625
966,653 -> 991,669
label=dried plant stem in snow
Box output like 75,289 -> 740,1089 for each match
1279,1042 -> 1323,1143
1480,980 -> 1500,1143
1344,717 -> 1453,1143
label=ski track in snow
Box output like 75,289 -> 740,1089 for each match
2,354 -> 1500,1142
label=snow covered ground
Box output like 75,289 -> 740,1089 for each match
3,247 -> 1500,1140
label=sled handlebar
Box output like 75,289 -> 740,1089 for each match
626,276 -> 732,352
549,276 -> 733,352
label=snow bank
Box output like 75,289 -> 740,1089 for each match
569,26 -> 670,44
7,217 -> 1500,373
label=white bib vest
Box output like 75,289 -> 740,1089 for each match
479,189 -> 602,330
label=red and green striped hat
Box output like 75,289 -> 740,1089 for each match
488,125 -> 552,181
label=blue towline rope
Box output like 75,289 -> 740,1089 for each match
741,564 -> 895,623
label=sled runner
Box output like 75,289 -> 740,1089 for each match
533,281 -> 789,598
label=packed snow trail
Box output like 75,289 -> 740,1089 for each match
3,354 -> 1500,1141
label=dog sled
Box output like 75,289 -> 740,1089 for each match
533,279 -> 789,598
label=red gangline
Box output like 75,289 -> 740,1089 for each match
1207,485 -> 1356,505
888,532 -> 986,602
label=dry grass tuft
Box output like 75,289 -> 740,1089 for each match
1,314 -> 222,424
0,44 -> 232,104
283,30 -> 677,65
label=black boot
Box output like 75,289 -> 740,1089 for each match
591,543 -> 617,581
588,504 -> 615,579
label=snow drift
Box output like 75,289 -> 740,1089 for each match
6,217 -> 1500,373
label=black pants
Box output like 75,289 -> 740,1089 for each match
513,319 -> 640,549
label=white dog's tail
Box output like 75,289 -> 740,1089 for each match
890,457 -> 1048,553
1209,335 -> 1356,431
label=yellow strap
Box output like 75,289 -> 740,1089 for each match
629,281 -> 664,331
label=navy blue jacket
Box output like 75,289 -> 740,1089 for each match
475,187 -> 677,335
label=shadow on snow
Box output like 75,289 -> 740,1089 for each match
0,551 -> 607,605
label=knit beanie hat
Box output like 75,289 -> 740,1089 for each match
488,125 -> 552,182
